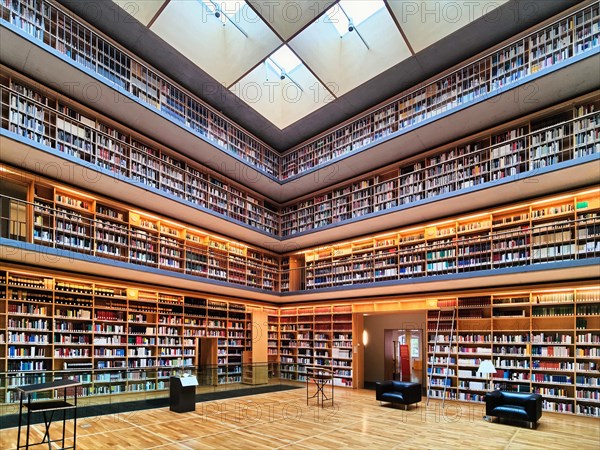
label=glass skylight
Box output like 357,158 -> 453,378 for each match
326,0 -> 385,36
201,0 -> 245,22
267,45 -> 302,75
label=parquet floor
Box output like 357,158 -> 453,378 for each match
0,388 -> 598,449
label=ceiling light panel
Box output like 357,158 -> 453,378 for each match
326,0 -> 385,36
270,45 -> 302,74
230,63 -> 330,130
387,0 -> 509,52
112,0 -> 167,26
290,3 -> 410,96
247,1 -> 337,40
150,0 -> 281,86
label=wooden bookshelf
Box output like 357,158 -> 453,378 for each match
427,288 -> 600,416
295,187 -> 600,290
0,265 -> 597,415
4,167 -> 600,295
3,170 -> 283,292
0,272 -> 180,401
0,68 -> 280,237
276,305 -> 354,387
280,93 -> 600,236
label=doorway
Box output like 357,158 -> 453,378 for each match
384,329 -> 423,384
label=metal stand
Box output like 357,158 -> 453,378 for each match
306,367 -> 334,408
16,379 -> 81,450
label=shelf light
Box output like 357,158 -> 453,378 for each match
160,218 -> 184,228
491,204 -> 530,214
495,291 -> 530,296
0,166 -> 18,174
373,232 -> 398,239
131,210 -> 161,221
457,212 -> 491,221
533,288 -> 575,294
12,271 -> 47,278
531,193 -> 575,205
57,186 -> 97,200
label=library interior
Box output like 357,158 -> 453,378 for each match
0,0 -> 599,448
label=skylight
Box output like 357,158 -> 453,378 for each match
326,0 -> 385,36
268,45 -> 302,75
201,0 -> 245,22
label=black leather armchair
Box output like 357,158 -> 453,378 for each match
376,381 -> 422,410
485,391 -> 542,428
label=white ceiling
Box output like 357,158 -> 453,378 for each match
112,0 -> 508,130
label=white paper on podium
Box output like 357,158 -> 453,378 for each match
178,376 -> 199,387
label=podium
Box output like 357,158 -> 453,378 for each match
169,376 -> 198,413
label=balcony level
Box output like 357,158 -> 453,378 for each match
0,5 -> 598,203
1,182 -> 598,303
2,81 -> 599,250
1,239 -> 598,304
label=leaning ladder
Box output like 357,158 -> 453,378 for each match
426,307 -> 456,407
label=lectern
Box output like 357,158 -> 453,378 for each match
169,375 -> 198,413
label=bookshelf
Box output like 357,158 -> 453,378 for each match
2,0 -> 597,181
0,68 -> 280,236
0,268 -> 259,402
277,305 -> 354,387
280,3 -> 598,179
280,94 -> 600,236
0,264 -> 597,415
3,67 -> 599,239
427,288 -> 600,416
3,167 -> 600,295
6,171 -> 283,292
296,187 -> 599,290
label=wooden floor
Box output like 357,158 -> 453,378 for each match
1,388 -> 598,449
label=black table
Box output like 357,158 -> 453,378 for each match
306,367 -> 334,408
16,379 -> 82,450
